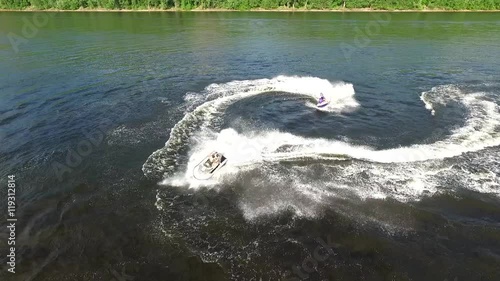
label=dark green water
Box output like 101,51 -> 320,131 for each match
0,12 -> 500,281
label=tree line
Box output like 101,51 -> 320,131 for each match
1,0 -> 499,10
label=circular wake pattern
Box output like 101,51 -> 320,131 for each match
147,76 -> 500,281
145,77 -> 500,215
142,76 -> 359,179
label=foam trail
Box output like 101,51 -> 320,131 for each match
151,80 -> 500,223
152,81 -> 499,193
364,86 -> 500,163
143,76 -> 359,179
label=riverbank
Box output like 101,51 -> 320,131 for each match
3,0 -> 499,12
1,7 -> 500,12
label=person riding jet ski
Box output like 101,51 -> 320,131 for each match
204,152 -> 220,169
318,93 -> 325,103
194,151 -> 228,180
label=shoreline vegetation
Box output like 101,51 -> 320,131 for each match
2,8 -> 500,12
1,1 -> 499,11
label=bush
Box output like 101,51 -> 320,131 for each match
0,0 -> 498,10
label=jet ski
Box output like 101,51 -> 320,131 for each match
193,151 -> 228,180
316,94 -> 329,108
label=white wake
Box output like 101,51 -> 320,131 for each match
145,77 -> 500,219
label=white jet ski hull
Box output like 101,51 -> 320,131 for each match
317,100 -> 329,108
193,152 -> 228,180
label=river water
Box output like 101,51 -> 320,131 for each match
0,11 -> 499,281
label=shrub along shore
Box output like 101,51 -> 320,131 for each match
1,0 -> 499,11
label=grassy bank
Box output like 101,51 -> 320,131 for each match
1,0 -> 499,11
